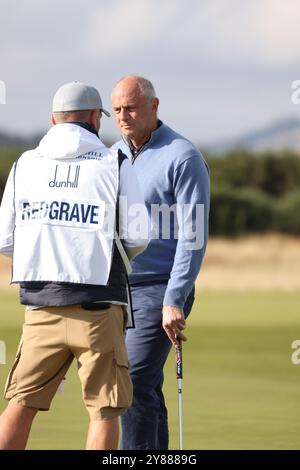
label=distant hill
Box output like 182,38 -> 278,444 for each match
205,117 -> 300,154
2,117 -> 300,154
0,128 -> 113,149
0,129 -> 43,148
0,130 -> 29,147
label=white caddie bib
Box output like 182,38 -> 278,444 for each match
12,149 -> 119,286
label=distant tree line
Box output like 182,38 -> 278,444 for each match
1,147 -> 300,236
206,149 -> 300,235
0,148 -> 25,203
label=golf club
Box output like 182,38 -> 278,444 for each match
175,338 -> 183,450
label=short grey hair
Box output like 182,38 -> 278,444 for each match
116,75 -> 157,101
53,109 -> 93,122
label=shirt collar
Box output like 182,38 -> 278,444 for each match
125,120 -> 163,159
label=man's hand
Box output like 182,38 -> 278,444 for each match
162,305 -> 187,347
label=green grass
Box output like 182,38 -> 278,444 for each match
0,290 -> 300,449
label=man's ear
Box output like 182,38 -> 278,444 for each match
89,110 -> 100,131
88,110 -> 94,123
152,97 -> 159,112
51,114 -> 57,125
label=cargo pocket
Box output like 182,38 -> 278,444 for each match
109,347 -> 133,409
3,339 -> 23,400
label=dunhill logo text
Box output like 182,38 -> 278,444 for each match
49,165 -> 80,189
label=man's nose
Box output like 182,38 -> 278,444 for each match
120,108 -> 128,119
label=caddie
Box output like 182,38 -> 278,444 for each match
0,81 -> 149,450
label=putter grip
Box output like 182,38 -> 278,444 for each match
175,341 -> 183,379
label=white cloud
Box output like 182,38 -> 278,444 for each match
86,0 -> 300,66
86,0 -> 185,58
195,0 -> 300,66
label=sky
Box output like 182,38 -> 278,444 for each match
0,0 -> 300,146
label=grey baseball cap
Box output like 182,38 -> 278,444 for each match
52,81 -> 110,116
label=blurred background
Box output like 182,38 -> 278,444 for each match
0,0 -> 299,450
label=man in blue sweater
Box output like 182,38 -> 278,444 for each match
111,75 -> 210,450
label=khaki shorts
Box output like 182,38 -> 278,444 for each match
4,304 -> 132,420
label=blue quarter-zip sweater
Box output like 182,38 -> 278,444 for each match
112,121 -> 210,308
